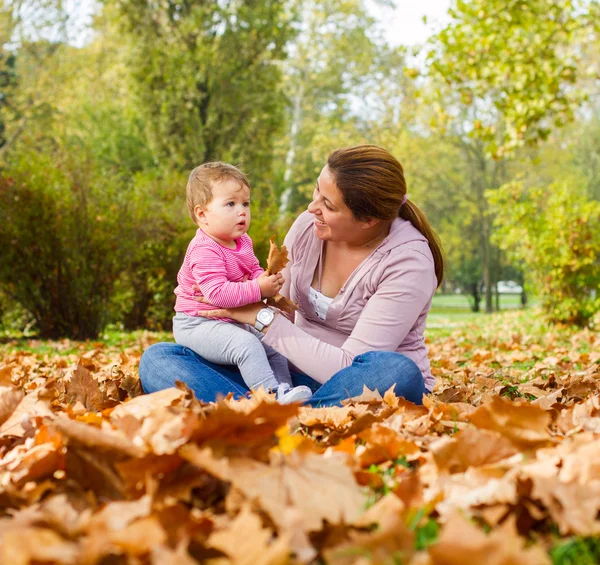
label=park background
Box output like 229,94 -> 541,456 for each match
1,0 -> 599,342
1,2 -> 600,564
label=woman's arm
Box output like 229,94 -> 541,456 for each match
264,252 -> 435,381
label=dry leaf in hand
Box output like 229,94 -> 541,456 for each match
266,235 -> 289,275
266,294 -> 297,314
265,235 -> 298,313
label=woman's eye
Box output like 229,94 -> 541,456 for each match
325,203 -> 333,211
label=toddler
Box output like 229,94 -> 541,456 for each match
173,162 -> 313,404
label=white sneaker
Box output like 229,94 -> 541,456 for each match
276,383 -> 313,405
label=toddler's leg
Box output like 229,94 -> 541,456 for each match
244,324 -> 292,386
244,323 -> 312,405
173,314 -> 280,392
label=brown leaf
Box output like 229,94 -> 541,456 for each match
0,390 -> 53,439
428,513 -> 551,565
0,386 -> 24,427
191,397 -> 299,449
266,235 -> 289,275
65,363 -> 117,412
110,387 -> 187,420
180,445 -> 365,532
469,396 -> 553,449
208,505 -> 290,565
324,494 -> 414,565
430,428 -> 518,474
0,526 -> 79,565
49,415 -> 146,458
266,294 -> 298,313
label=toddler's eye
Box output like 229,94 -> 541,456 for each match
243,202 -> 250,207
227,201 -> 235,207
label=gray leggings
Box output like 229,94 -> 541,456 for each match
172,313 -> 292,392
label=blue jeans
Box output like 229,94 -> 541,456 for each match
138,343 -> 427,407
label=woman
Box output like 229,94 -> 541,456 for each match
139,145 -> 444,406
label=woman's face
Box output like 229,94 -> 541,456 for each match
307,165 -> 368,243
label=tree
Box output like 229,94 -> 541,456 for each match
275,0 -> 396,221
488,179 -> 600,326
423,0 -> 599,313
104,0 -> 294,188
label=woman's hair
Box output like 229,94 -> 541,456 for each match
327,145 -> 444,286
186,162 -> 249,223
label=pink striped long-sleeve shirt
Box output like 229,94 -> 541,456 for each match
174,229 -> 264,317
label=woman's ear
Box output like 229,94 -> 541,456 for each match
361,217 -> 380,229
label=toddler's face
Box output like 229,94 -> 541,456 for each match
197,178 -> 251,244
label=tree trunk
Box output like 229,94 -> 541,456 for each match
471,282 -> 481,312
278,81 -> 305,222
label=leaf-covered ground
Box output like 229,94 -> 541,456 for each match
0,309 -> 599,564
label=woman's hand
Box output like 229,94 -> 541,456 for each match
257,271 -> 284,298
192,281 -> 265,326
196,300 -> 265,325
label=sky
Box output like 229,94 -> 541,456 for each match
369,0 -> 451,47
66,0 -> 452,48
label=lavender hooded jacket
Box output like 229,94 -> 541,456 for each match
262,211 -> 437,391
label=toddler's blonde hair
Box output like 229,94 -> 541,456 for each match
186,162 -> 250,224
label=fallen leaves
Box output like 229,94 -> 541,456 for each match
0,311 -> 599,562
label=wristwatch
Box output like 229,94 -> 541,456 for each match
255,307 -> 276,331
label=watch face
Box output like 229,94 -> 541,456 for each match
257,309 -> 274,324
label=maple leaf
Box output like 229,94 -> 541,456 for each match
0,386 -> 24,427
180,445 -> 365,532
266,235 -> 289,276
49,415 -> 146,458
469,396 -> 553,449
430,427 -> 518,474
428,512 -> 551,565
265,235 -> 298,313
0,390 -> 52,439
0,526 -> 79,565
65,363 -> 117,412
208,505 -> 290,565
190,396 -> 299,449
324,494 -> 414,565
150,541 -> 198,565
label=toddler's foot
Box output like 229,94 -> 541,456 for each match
276,383 -> 313,405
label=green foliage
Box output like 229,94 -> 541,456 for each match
488,180 -> 600,326
0,149 -> 138,338
550,536 -> 600,565
414,518 -> 440,551
426,0 -> 596,159
105,0 -> 294,183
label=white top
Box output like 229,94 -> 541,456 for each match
308,286 -> 334,320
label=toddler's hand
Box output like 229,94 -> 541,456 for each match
257,272 -> 284,298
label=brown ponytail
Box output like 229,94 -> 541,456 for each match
398,200 -> 444,286
327,145 -> 444,287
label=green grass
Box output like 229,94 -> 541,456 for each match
0,326 -> 172,357
426,293 -> 533,340
550,536 -> 600,565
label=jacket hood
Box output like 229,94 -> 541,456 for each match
376,216 -> 429,254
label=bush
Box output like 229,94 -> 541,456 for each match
0,150 -> 144,338
487,180 -> 600,326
